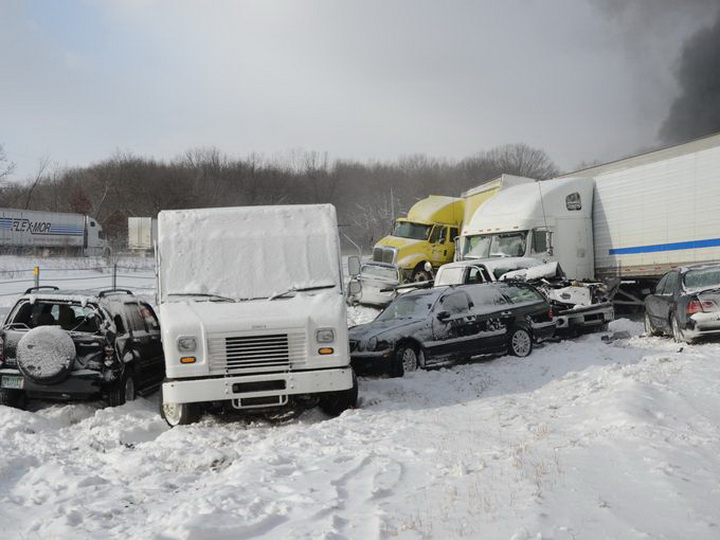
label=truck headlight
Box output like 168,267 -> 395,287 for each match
316,328 -> 335,343
177,336 -> 197,353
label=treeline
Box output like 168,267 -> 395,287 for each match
0,144 -> 560,254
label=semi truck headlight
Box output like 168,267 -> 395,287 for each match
177,336 -> 197,353
316,328 -> 335,343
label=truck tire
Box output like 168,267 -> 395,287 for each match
411,267 -> 432,282
319,370 -> 358,416
391,343 -> 419,377
17,327 -> 76,385
508,326 -> 533,357
106,369 -> 136,407
160,386 -> 202,427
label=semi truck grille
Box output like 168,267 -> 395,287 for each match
373,247 -> 396,264
208,331 -> 307,374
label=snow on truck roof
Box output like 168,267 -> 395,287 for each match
157,204 -> 342,301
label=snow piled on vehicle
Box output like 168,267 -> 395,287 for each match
2,316 -> 720,538
157,205 -> 343,301
16,326 -> 76,380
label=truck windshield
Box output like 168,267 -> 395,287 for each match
462,232 -> 528,258
393,221 -> 431,241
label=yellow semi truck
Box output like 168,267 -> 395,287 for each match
371,175 -> 534,283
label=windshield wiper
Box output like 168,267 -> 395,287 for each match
269,284 -> 335,301
168,293 -> 235,302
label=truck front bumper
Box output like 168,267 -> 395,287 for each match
162,367 -> 355,407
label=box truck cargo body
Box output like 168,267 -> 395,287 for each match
156,204 -> 357,426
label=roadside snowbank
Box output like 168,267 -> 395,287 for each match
2,316 -> 720,538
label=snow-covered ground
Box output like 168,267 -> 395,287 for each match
1,257 -> 720,538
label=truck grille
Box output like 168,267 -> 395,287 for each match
373,247 -> 396,264
208,331 -> 307,374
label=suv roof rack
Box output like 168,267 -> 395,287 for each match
24,285 -> 60,294
98,288 -> 135,298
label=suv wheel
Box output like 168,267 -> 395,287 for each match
106,371 -> 136,407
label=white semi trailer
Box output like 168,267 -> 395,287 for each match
457,132 -> 720,321
0,208 -> 108,256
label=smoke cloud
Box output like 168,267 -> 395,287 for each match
659,12 -> 720,144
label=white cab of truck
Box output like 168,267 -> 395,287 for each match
156,204 -> 357,426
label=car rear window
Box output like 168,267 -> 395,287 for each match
684,266 -> 720,290
502,285 -> 544,304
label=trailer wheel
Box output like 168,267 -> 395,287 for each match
319,370 -> 358,416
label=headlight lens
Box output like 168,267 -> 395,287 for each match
316,328 -> 335,343
367,337 -> 377,351
177,336 -> 197,353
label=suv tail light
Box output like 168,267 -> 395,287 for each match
687,298 -> 716,315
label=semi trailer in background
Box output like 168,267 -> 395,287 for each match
0,208 -> 108,256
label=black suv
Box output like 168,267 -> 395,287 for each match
0,287 -> 164,408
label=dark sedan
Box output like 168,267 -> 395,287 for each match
348,282 -> 556,377
644,263 -> 720,343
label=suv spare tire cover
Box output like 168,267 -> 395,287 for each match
17,326 -> 76,385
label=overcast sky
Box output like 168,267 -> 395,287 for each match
2,0 -> 718,181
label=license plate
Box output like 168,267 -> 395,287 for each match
1,375 -> 24,390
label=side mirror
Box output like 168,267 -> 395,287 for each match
347,256 -> 361,277
348,280 -> 361,295
436,310 -> 450,321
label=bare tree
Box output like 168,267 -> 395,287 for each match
0,145 -> 15,183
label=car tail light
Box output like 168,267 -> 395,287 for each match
0,339 -> 4,362
687,298 -> 717,315
548,307 -> 554,320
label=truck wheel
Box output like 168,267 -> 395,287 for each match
319,371 -> 358,416
411,268 -> 432,282
508,326 -> 533,357
0,388 -> 25,409
106,370 -> 136,407
160,387 -> 202,427
391,344 -> 419,377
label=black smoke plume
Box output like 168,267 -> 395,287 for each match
660,12 -> 720,145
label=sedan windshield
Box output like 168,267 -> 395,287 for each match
376,290 -> 441,321
462,232 -> 527,258
393,221 -> 431,241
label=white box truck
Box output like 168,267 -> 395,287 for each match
156,204 -> 358,426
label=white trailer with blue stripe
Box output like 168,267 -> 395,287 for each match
457,131 -> 720,319
0,208 -> 108,256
